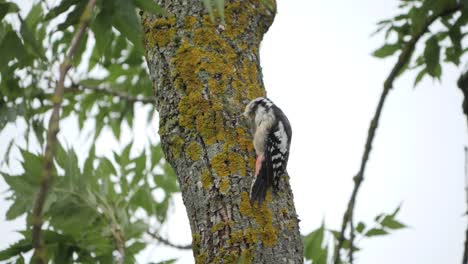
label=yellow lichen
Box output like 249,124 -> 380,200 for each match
186,141 -> 202,161
244,228 -> 259,245
168,135 -> 184,159
219,178 -> 230,194
232,56 -> 265,103
185,16 -> 197,29
228,152 -> 246,176
236,127 -> 254,152
192,233 -> 201,254
210,220 -> 233,233
173,42 -> 204,92
238,248 -> 253,264
211,151 -> 230,178
143,16 -> 176,48
224,1 -> 250,40
286,219 -> 297,231
195,251 -> 208,264
211,222 -> 225,233
197,111 -> 219,145
201,169 -> 213,190
211,147 -> 247,179
239,192 -> 278,247
228,230 -> 244,245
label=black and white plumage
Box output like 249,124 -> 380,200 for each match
243,97 -> 292,204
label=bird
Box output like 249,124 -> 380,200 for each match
243,97 -> 292,204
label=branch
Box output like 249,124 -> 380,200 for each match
31,0 -> 97,263
112,224 -> 125,264
147,231 -> 192,250
458,68 -> 468,124
67,84 -> 155,104
349,213 -> 355,264
333,4 -> 463,263
463,146 -> 468,264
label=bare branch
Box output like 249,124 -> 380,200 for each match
463,146 -> 468,264
147,231 -> 192,250
333,4 -> 463,263
31,0 -> 97,262
67,84 -> 155,104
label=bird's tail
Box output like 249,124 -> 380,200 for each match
250,153 -> 273,205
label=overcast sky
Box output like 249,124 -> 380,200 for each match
1,0 -> 467,263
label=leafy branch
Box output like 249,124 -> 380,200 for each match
31,0 -> 97,262
333,3 -> 464,263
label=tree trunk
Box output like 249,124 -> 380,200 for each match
142,1 -> 303,263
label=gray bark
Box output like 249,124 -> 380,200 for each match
142,1 -> 303,263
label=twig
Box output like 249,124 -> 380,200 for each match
30,0 -> 97,263
333,4 -> 463,263
463,147 -> 468,264
147,231 -> 192,250
457,68 -> 468,124
67,84 -> 155,104
112,224 -> 126,264
349,212 -> 355,264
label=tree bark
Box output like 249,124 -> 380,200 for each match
142,1 -> 303,263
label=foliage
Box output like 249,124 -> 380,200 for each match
0,0 -> 181,262
371,0 -> 468,86
303,207 -> 406,264
1,0 -> 467,263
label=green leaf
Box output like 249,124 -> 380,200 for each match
1,139 -> 14,167
0,30 -> 29,66
72,31 -> 88,66
6,199 -> 30,220
45,0 -> 79,20
112,0 -> 143,52
414,68 -> 427,87
98,157 -> 117,177
48,194 -> 99,236
0,239 -> 31,261
20,150 -> 43,184
0,1 -> 19,21
154,172 -> 178,193
56,2 -> 86,30
126,241 -> 147,255
381,216 -> 407,229
424,36 -> 441,78
391,205 -> 402,217
151,144 -> 163,170
445,46 -> 461,65
372,43 -> 400,58
356,222 -> 366,233
25,3 -> 43,29
133,0 -> 164,15
214,0 -> 225,24
408,7 -> 426,34
20,15 -> 46,60
110,119 -> 121,140
134,153 -> 146,175
130,186 -> 155,214
365,228 -> 388,237
202,0 -> 214,22
15,254 -> 25,264
303,223 -> 326,262
92,6 -> 113,59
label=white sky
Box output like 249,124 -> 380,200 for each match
1,0 -> 468,264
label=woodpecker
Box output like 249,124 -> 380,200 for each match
243,97 -> 292,204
